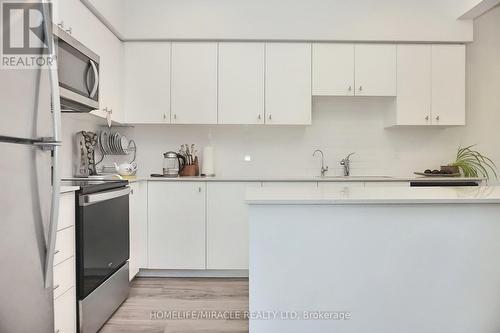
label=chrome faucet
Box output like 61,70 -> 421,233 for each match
313,149 -> 329,177
340,153 -> 355,176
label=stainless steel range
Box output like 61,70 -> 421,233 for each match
62,179 -> 130,333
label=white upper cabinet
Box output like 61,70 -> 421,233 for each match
312,44 -> 355,96
431,45 -> 466,126
124,43 -> 171,123
394,44 -> 432,126
354,44 -> 397,96
218,43 -> 265,124
387,44 -> 465,127
265,43 -> 312,125
171,42 -> 218,124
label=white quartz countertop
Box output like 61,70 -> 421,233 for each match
142,176 -> 484,183
246,185 -> 500,205
60,186 -> 79,193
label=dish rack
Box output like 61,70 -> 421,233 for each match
95,128 -> 137,171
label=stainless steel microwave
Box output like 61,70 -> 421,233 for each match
53,24 -> 100,112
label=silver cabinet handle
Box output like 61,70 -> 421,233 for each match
359,86 -> 363,91
268,114 -> 272,120
348,86 -> 352,91
54,250 -> 60,255
425,115 -> 429,121
198,187 -> 202,193
53,284 -> 60,291
89,60 -> 99,99
57,21 -> 64,28
173,114 -> 177,120
258,114 -> 261,120
435,115 -> 440,121
65,27 -> 72,35
163,113 -> 167,120
55,330 -> 60,333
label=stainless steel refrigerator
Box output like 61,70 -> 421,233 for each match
0,1 -> 62,332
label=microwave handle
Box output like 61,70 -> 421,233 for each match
87,60 -> 99,99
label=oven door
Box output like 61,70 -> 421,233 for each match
77,187 -> 130,299
53,25 -> 100,112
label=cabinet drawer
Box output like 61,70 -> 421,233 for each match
58,193 -> 75,231
53,257 -> 75,299
53,227 -> 75,266
54,287 -> 76,333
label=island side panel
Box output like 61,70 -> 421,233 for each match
248,203 -> 500,333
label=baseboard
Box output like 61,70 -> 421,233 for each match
137,269 -> 249,278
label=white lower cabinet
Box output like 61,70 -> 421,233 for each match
53,191 -> 76,333
318,182 -> 363,191
148,182 -> 206,269
54,287 -> 76,333
262,182 -> 317,189
207,182 -> 260,270
129,182 -> 148,280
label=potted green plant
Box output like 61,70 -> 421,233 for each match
444,145 -> 497,179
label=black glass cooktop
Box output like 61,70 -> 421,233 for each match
61,178 -> 128,194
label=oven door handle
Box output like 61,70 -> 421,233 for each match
79,187 -> 131,206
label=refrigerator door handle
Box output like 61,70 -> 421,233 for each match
42,0 -> 62,289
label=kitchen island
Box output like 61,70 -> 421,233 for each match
247,186 -> 500,333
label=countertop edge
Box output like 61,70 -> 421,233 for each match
140,177 -> 485,183
246,198 -> 500,205
60,186 -> 80,193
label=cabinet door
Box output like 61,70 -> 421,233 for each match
312,44 -> 354,96
354,44 -> 397,96
396,45 -> 432,125
218,43 -> 265,124
171,42 -> 218,124
265,43 -> 312,125
262,182 -> 318,189
95,31 -> 124,122
431,45 -> 466,126
124,43 -> 171,123
148,182 -> 206,269
54,288 -> 76,333
129,182 -> 147,280
317,182 -> 363,191
207,182 -> 260,270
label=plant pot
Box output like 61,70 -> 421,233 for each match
441,165 -> 460,175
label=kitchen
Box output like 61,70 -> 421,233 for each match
1,0 -> 500,332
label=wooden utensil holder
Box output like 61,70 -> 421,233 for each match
180,164 -> 199,177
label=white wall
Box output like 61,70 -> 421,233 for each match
121,0 -> 473,42
125,6 -> 500,181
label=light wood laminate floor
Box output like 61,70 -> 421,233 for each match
100,277 -> 249,333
